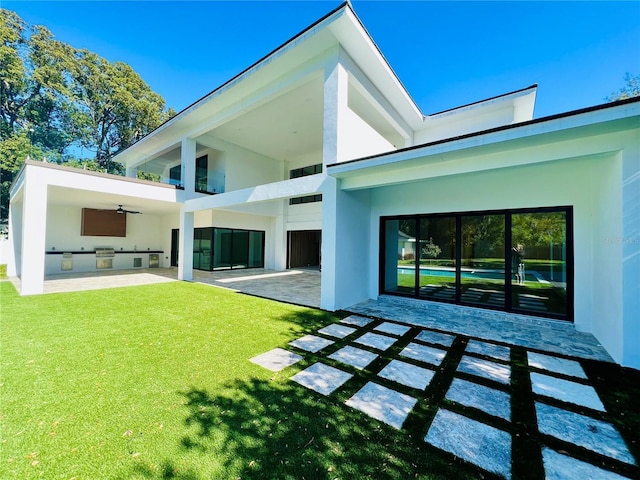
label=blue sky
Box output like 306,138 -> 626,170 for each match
5,1 -> 640,119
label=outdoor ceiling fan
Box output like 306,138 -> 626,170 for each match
116,205 -> 142,215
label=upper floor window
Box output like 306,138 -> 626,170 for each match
290,164 -> 322,178
168,155 -> 214,194
289,163 -> 322,205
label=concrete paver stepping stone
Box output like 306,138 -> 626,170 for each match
530,372 -> 605,411
346,381 -> 417,429
291,362 -> 353,396
354,332 -> 397,351
535,402 -> 636,465
318,323 -> 357,339
542,447 -> 631,480
466,339 -> 511,362
249,348 -> 303,372
527,351 -> 587,379
399,342 -> 447,367
446,378 -> 511,421
457,355 -> 511,385
425,408 -> 511,479
289,334 -> 334,353
328,345 -> 378,370
374,322 -> 411,336
378,359 -> 435,390
340,315 -> 373,327
415,330 -> 455,347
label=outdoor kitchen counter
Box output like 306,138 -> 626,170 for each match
44,250 -> 164,274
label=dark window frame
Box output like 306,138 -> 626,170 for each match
289,163 -> 323,205
192,226 -> 265,271
379,206 -> 574,321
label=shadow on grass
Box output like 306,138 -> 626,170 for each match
131,378 -> 481,480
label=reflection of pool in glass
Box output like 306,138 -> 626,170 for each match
398,266 -> 505,280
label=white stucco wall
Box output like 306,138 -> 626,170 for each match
365,153 -> 626,363
321,175 -> 371,310
416,107 -> 515,145
621,147 -> 640,368
338,107 -> 395,162
286,202 -> 322,231
222,142 -> 282,192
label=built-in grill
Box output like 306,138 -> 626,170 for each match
95,247 -> 115,269
95,247 -> 115,257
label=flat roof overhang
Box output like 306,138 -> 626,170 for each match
111,3 -> 423,167
10,160 -> 182,216
327,98 -> 640,191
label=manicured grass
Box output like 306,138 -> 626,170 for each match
0,281 -> 478,480
3,281 -> 638,479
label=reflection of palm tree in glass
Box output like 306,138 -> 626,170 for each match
421,237 -> 441,265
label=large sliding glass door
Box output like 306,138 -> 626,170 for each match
382,218 -> 417,295
178,227 -> 265,271
418,216 -> 457,302
511,211 -> 569,316
193,227 -> 213,270
460,214 -> 505,308
381,207 -> 573,321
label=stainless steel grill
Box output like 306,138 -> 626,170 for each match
95,247 -> 115,258
95,247 -> 115,269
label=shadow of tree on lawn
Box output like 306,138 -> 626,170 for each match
130,377 -> 482,480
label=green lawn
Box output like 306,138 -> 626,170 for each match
0,281 -> 478,480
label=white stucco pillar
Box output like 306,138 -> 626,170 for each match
181,137 -> 197,199
320,175 -> 338,311
273,209 -> 287,271
20,169 -> 47,295
320,57 -> 350,310
322,58 -> 349,167
6,198 -> 21,277
178,209 -> 194,281
621,147 -> 640,368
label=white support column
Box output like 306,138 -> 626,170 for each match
320,176 -> 338,310
6,198 -> 21,277
321,57 -> 350,310
181,137 -> 197,199
20,171 -> 47,295
322,58 -> 349,167
178,209 -> 194,281
273,209 -> 287,271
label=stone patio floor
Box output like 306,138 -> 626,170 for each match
251,314 -> 639,479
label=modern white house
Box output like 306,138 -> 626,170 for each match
6,3 -> 639,369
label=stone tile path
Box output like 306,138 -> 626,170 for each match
250,314 -> 638,479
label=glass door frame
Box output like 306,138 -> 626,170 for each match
379,206 -> 574,321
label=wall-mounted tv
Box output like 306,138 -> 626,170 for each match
81,208 -> 126,237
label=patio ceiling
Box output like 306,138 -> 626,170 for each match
46,185 -> 180,216
207,76 -> 324,161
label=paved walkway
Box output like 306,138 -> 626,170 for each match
11,268 -> 178,294
349,295 -> 612,363
194,268 -> 321,308
251,315 -> 638,480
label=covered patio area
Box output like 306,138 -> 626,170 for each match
11,267 -> 322,308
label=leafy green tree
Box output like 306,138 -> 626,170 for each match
0,9 -> 29,136
0,8 -> 175,221
607,73 -> 640,101
0,130 -> 44,219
